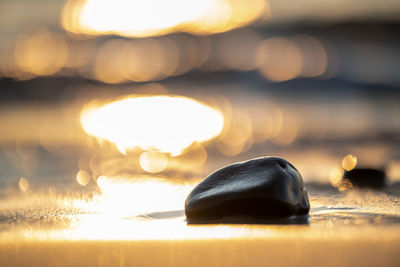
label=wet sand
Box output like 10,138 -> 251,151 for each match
1,182 -> 400,267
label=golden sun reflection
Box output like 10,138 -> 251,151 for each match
80,95 -> 224,156
53,215 -> 273,241
88,176 -> 194,216
62,0 -> 268,37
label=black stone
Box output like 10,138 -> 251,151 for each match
342,168 -> 386,188
185,157 -> 310,223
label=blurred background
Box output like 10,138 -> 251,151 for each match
1,0 -> 400,194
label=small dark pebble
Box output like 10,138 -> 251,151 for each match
342,168 -> 386,188
185,157 -> 310,223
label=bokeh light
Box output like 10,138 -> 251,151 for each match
250,100 -> 283,143
329,166 -> 344,187
124,38 -> 179,82
93,39 -> 130,84
216,108 -> 253,156
342,154 -> 358,171
14,27 -> 67,77
139,152 -> 169,173
18,177 -> 30,192
293,35 -> 328,78
76,170 -> 91,186
255,37 -> 303,82
216,29 -> 261,71
271,110 -> 298,145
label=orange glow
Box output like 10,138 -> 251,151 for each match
62,0 -> 268,37
80,95 -> 224,156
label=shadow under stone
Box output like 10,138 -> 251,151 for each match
186,215 -> 310,225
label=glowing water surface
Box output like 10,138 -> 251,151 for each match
62,0 -> 268,37
80,95 -> 224,156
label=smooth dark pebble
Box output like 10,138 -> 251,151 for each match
342,168 -> 386,188
185,157 -> 310,223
